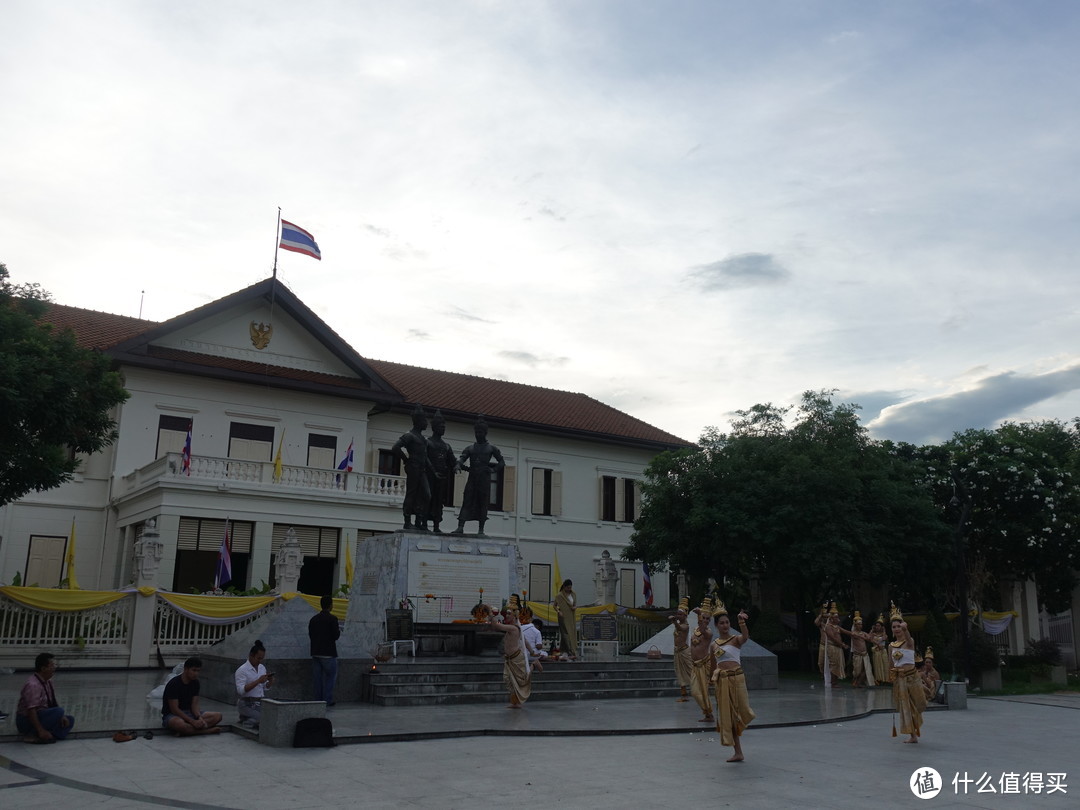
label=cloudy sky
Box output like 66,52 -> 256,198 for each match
3,1 -> 1080,446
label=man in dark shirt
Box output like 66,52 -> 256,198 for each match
162,657 -> 223,735
308,595 -> 341,705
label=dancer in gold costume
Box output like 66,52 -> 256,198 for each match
838,610 -> 876,687
709,601 -> 755,762
814,601 -> 848,682
869,614 -> 890,684
669,597 -> 692,702
921,647 -> 941,702
888,602 -> 926,742
689,597 -> 715,723
487,595 -> 535,708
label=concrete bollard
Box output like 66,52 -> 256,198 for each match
259,699 -> 327,747
944,681 -> 967,710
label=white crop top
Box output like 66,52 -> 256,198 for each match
714,639 -> 742,664
891,645 -> 915,667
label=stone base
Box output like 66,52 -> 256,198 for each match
944,681 -> 967,710
259,699 -> 327,747
579,641 -> 619,661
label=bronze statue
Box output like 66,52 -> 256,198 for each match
392,404 -> 433,531
425,410 -> 455,533
453,415 -> 505,537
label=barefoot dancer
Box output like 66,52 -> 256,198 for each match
838,610 -> 876,688
709,601 -> 755,762
814,601 -> 848,683
888,602 -> 926,743
669,597 -> 692,702
868,613 -> 890,685
689,597 -> 715,723
487,595 -> 535,708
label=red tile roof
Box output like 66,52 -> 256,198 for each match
40,302 -> 154,349
367,358 -> 688,446
37,300 -> 689,447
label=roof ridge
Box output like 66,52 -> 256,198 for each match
365,357 -> 593,399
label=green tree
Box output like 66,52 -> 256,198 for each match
0,264 -> 129,505
627,390 -> 950,617
923,421 -> 1080,614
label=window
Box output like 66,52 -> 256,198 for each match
528,563 -> 551,604
307,433 -> 337,468
157,415 -> 190,459
531,468 -> 562,516
600,476 -> 641,523
172,518 -> 253,593
270,524 -> 340,596
228,422 -> 274,461
452,465 -> 514,512
619,568 -> 636,607
377,448 -> 401,476
24,535 -> 67,588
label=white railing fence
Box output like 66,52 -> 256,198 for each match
154,597 -> 279,653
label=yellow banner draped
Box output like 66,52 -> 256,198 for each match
297,593 -> 349,620
523,602 -> 669,624
0,586 -> 128,612
157,591 -> 276,618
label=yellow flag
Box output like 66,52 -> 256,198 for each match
552,550 -> 561,601
274,429 -> 285,482
65,518 -> 80,590
344,534 -> 354,587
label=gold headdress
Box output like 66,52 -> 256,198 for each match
677,597 -> 690,612
924,646 -> 934,661
875,612 -> 886,626
711,600 -> 728,618
828,600 -> 839,616
888,601 -> 903,622
505,594 -> 521,615
852,610 -> 864,625
699,596 -> 713,614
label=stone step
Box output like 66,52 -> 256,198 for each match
370,684 -> 683,706
371,674 -> 679,697
369,668 -> 677,684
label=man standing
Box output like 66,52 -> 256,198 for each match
815,601 -> 848,683
838,610 -> 876,688
309,595 -> 340,705
689,597 -> 715,723
669,597 -> 693,702
161,657 -> 222,736
453,415 -> 505,536
17,652 -> 75,743
425,409 -> 456,533
393,404 -> 432,531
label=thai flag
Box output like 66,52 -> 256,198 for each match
214,522 -> 232,589
280,220 -> 321,260
336,440 -> 354,486
642,561 -> 653,606
181,421 -> 192,476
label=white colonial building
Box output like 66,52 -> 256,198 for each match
0,279 -> 688,607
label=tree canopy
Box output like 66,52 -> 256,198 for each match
0,264 -> 129,506
626,391 -> 950,610
921,420 -> 1080,613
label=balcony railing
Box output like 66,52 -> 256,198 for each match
120,453 -> 405,501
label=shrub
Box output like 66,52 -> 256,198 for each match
1025,638 -> 1062,666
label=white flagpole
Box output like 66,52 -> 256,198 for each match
272,207 -> 281,280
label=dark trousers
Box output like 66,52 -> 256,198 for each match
311,656 -> 338,704
17,707 -> 75,740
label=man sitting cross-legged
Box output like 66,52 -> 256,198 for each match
162,657 -> 223,736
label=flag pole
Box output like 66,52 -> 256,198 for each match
272,207 -> 281,280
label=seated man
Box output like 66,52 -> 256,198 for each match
162,657 -> 223,736
16,652 -> 75,743
234,640 -> 273,728
522,618 -> 548,666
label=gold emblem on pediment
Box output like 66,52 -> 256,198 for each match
249,320 -> 273,350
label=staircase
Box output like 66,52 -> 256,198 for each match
363,658 -> 680,706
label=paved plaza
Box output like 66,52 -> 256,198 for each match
1,668 -> 1077,809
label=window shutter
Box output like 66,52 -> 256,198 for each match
615,477 -> 626,522
531,468 -> 545,515
502,466 -> 516,513
551,471 -> 563,517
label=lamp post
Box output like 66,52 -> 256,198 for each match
950,474 -> 972,681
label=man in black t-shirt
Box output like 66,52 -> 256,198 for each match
162,657 -> 223,735
308,595 -> 341,705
